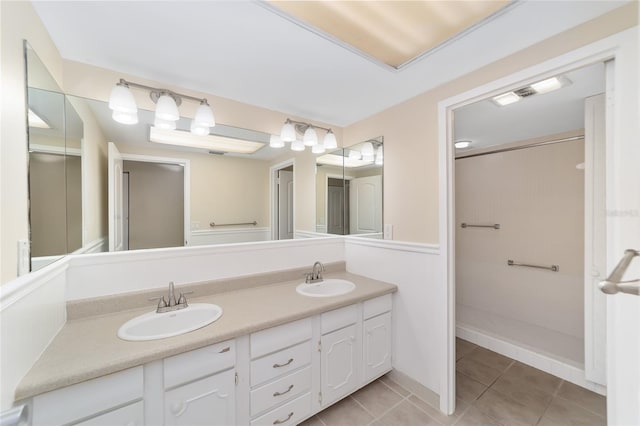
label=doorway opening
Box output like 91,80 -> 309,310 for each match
270,160 -> 295,240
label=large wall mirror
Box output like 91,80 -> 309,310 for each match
315,137 -> 383,236
23,41 -> 385,275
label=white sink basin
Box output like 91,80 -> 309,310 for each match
296,279 -> 356,298
118,303 -> 223,341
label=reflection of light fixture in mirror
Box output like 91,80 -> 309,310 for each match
278,118 -> 337,152
375,146 -> 383,165
312,143 -> 325,154
154,117 -> 177,130
270,134 -> 284,148
454,140 -> 472,149
348,149 -> 362,160
290,139 -> 305,151
361,142 -> 374,161
492,75 -> 572,107
531,76 -> 571,94
108,78 -> 216,135
317,153 -> 372,168
28,108 -> 51,128
149,127 -> 264,154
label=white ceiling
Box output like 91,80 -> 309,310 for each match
32,1 -> 628,127
454,62 -> 606,151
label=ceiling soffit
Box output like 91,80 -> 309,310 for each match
263,0 -> 513,70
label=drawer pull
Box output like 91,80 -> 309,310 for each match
218,346 -> 231,353
273,384 -> 294,397
273,358 -> 294,368
273,412 -> 294,425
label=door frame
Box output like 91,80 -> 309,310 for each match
270,158 -> 295,240
437,28 -> 637,415
118,152 -> 191,247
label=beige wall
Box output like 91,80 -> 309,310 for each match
0,1 -> 65,283
456,138 -> 585,339
343,3 -> 637,244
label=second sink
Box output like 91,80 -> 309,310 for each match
118,303 -> 223,341
296,279 -> 355,298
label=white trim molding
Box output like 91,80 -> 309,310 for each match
345,236 -> 440,254
190,228 -> 271,246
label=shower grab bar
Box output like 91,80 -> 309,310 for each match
210,221 -> 257,227
507,259 -> 559,272
461,223 -> 500,229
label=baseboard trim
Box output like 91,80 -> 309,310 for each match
456,325 -> 606,396
387,369 -> 440,409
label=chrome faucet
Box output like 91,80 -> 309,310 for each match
150,281 -> 192,313
305,261 -> 325,284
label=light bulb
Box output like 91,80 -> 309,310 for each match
280,120 -> 296,142
154,117 -> 176,130
361,142 -> 374,161
190,121 -> 209,135
290,139 -> 305,151
112,110 -> 138,125
270,134 -> 284,148
323,130 -> 337,149
108,83 -> 137,114
194,102 -> 215,128
303,127 -> 318,146
155,94 -> 179,121
312,142 -> 325,154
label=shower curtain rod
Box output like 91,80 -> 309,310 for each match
455,135 -> 584,160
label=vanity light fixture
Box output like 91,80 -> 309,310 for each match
361,142 -> 375,161
455,140 -> 472,149
278,118 -> 338,153
269,134 -> 285,148
348,149 -> 362,160
108,78 -> 216,135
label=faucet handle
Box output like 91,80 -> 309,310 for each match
177,291 -> 194,305
148,296 -> 168,308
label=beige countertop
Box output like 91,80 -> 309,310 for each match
16,271 -> 396,401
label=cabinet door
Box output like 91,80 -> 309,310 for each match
363,312 -> 392,382
165,369 -> 235,426
321,324 -> 359,406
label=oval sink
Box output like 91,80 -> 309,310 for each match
118,303 -> 223,341
296,279 -> 356,298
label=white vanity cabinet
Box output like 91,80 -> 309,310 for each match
162,340 -> 236,426
320,305 -> 361,407
362,295 -> 393,382
31,367 -> 143,426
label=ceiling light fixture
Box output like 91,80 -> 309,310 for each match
149,127 -> 263,154
454,140 -> 472,149
108,78 -> 216,135
278,118 -> 338,153
492,92 -> 520,106
530,76 -> 571,94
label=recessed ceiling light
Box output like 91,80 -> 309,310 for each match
28,108 -> 50,129
530,76 -> 571,94
454,140 -> 472,149
149,127 -> 264,154
492,92 -> 520,106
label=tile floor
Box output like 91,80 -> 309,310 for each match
301,338 -> 606,425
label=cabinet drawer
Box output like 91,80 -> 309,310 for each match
33,367 -> 143,426
251,340 -> 311,386
251,366 -> 311,417
164,339 -> 235,389
321,304 -> 358,334
251,392 -> 311,426
251,318 -> 312,359
73,401 -> 144,426
363,294 -> 392,320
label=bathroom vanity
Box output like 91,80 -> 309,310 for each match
16,270 -> 396,425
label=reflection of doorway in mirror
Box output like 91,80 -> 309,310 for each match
277,166 -> 294,240
349,175 -> 382,235
326,177 -> 350,235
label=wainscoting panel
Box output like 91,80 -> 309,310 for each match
190,228 -> 270,246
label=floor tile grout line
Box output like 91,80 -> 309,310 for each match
403,394 -> 448,425
378,376 -> 410,399
361,393 -> 412,426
